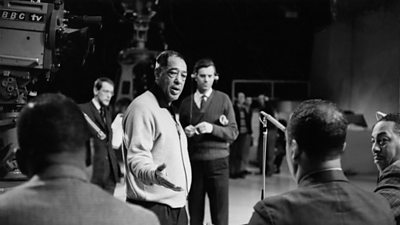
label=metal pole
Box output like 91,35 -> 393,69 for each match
260,117 -> 268,200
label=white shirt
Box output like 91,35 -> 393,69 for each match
194,89 -> 213,108
91,98 -> 101,112
111,113 -> 124,149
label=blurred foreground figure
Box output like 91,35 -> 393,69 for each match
0,93 -> 159,225
248,99 -> 395,225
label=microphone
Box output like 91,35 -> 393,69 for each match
260,111 -> 286,132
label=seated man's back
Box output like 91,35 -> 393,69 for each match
0,165 -> 158,225
249,99 -> 395,225
250,170 -> 394,225
0,93 -> 159,225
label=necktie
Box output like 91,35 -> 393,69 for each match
100,106 -> 106,123
200,95 -> 207,110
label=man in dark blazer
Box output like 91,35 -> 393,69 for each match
0,93 -> 159,225
248,99 -> 395,225
372,112 -> 400,224
80,77 -> 120,194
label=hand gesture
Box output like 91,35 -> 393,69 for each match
184,125 -> 197,137
195,121 -> 213,134
154,163 -> 183,192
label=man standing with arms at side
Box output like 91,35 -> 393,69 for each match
80,77 -> 120,194
179,58 -> 238,225
0,93 -> 159,225
372,112 -> 400,224
123,50 -> 191,225
248,99 -> 395,225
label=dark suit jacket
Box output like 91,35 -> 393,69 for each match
233,103 -> 252,135
249,170 -> 395,225
375,160 -> 400,225
80,101 -> 119,193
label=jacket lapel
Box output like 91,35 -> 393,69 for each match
89,102 -> 107,132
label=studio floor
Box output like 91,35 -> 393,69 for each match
114,159 -> 378,225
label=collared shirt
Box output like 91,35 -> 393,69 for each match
91,98 -> 103,115
194,89 -> 213,108
298,167 -> 344,186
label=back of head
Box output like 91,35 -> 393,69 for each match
17,93 -> 90,173
287,99 -> 347,160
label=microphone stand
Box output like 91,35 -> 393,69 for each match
258,111 -> 286,200
258,116 -> 268,200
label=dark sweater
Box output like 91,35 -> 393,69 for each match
179,90 -> 238,160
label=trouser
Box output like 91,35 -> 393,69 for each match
189,157 -> 229,225
229,133 -> 251,175
126,199 -> 188,225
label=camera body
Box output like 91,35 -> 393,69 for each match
0,0 -> 67,106
0,0 -> 99,181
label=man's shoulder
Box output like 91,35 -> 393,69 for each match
124,92 -> 158,119
78,101 -> 94,113
212,90 -> 229,98
384,161 -> 400,173
376,161 -> 400,189
131,91 -> 155,104
126,92 -> 155,110
252,191 -> 298,222
211,91 -> 232,105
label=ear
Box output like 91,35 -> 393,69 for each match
376,111 -> 387,121
288,139 -> 300,161
154,67 -> 162,83
191,73 -> 196,79
93,87 -> 98,96
293,140 -> 302,161
214,73 -> 219,81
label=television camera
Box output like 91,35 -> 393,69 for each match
0,0 -> 101,180
116,0 -> 159,102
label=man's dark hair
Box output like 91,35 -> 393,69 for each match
155,50 -> 185,70
193,58 -> 217,74
376,113 -> 400,135
287,99 -> 347,160
17,93 -> 90,159
94,77 -> 114,91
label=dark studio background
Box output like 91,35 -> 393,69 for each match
47,0 -> 400,126
49,0 -> 328,101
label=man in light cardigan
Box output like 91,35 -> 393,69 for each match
123,50 -> 191,225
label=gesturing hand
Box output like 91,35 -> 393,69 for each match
195,121 -> 213,134
184,125 -> 197,137
154,163 -> 183,192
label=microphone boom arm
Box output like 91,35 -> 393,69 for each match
260,111 -> 286,132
